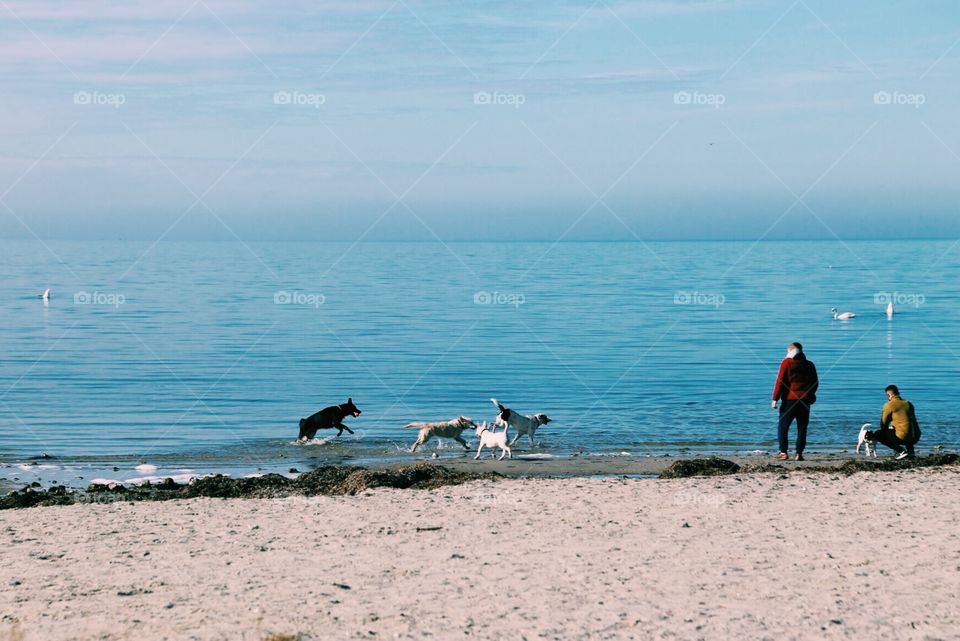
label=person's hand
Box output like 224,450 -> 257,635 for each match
771,400 -> 778,410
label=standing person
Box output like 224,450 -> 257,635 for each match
865,385 -> 921,459
771,342 -> 819,461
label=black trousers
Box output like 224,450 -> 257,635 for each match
872,428 -> 915,456
778,399 -> 811,454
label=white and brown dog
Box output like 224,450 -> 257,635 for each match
474,421 -> 511,460
491,398 -> 552,448
857,422 -> 878,457
404,416 -> 476,453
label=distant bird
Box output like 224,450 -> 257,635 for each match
39,288 -> 50,302
886,302 -> 894,318
831,307 -> 856,320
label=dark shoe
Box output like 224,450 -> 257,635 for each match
794,453 -> 804,461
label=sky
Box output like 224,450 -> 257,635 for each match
1,0 -> 959,241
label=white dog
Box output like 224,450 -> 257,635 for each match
491,398 -> 552,448
404,416 -> 476,453
474,421 -> 511,460
857,422 -> 877,457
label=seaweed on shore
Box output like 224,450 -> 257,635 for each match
0,463 -> 501,510
798,452 -> 960,475
659,457 -> 741,479
736,453 -> 960,475
660,453 -> 960,479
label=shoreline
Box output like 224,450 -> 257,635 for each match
4,453 -> 958,510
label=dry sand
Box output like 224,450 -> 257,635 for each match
2,467 -> 959,641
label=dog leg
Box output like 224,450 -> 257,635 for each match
338,423 -> 354,435
475,445 -> 483,460
505,446 -> 511,459
509,433 -> 521,447
528,433 -> 535,448
411,437 -> 422,453
455,436 -> 468,449
498,448 -> 505,461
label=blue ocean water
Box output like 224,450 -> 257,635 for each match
1,240 -> 958,484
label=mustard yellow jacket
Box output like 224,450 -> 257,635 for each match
881,396 -> 921,443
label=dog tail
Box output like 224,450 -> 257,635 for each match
490,397 -> 508,412
401,422 -> 420,429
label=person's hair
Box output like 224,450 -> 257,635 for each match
789,342 -> 803,352
885,384 -> 900,395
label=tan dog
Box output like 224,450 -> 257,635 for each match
404,416 -> 476,453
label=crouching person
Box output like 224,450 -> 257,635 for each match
867,385 -> 921,460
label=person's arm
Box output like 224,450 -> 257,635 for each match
808,363 -> 819,398
771,360 -> 787,408
881,401 -> 892,430
907,402 -> 921,441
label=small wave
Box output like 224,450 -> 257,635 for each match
126,472 -> 217,486
89,478 -> 123,486
515,453 -> 556,460
134,464 -> 158,474
292,438 -> 332,447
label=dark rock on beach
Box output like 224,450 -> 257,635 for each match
297,463 -> 491,496
183,473 -> 294,499
659,458 -> 741,479
1,485 -> 76,509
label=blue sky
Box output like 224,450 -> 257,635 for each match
1,0 -> 958,240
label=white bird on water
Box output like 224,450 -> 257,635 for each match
40,288 -> 50,302
886,302 -> 894,318
831,307 -> 856,320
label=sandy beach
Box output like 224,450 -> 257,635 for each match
3,466 -> 959,641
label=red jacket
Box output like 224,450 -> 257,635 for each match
772,352 -> 819,403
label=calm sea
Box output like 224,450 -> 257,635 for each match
2,240 -> 958,485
